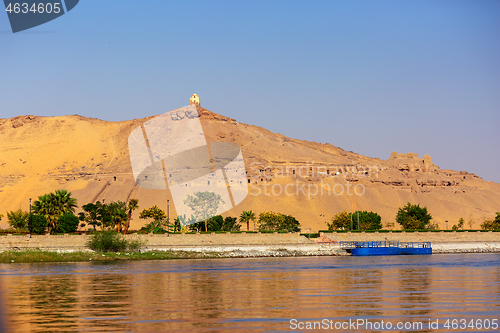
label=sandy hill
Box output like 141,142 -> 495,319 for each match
1,106 -> 499,231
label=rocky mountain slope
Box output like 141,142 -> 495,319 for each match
1,106 -> 499,231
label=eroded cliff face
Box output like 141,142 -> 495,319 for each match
1,109 -> 499,231
374,152 -> 482,194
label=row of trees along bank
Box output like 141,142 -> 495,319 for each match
1,191 -> 498,234
327,203 -> 500,231
0,190 -> 302,234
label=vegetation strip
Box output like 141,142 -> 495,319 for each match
0,249 -> 338,263
1,189 -> 303,235
2,188 -> 499,235
0,250 -> 233,263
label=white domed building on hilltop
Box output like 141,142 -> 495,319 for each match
189,94 -> 200,106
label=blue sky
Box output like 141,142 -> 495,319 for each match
1,0 -> 499,182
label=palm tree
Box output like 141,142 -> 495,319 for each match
240,210 -> 256,231
95,200 -> 109,230
32,189 -> 77,233
109,201 -> 127,232
124,198 -> 139,234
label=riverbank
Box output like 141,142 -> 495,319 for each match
0,232 -> 498,263
0,244 -> 346,264
1,242 -> 499,264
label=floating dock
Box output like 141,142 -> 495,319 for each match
339,241 -> 432,256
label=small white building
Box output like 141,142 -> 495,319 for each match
190,94 -> 200,106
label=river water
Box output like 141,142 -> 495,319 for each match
0,253 -> 499,332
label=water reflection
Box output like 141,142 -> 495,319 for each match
28,274 -> 78,330
0,254 -> 499,332
398,267 -> 431,316
84,270 -> 131,331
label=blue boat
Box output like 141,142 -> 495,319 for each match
339,241 -> 432,256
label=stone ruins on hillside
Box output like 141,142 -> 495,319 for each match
389,151 -> 438,172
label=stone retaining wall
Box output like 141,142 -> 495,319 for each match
0,233 -> 499,255
0,233 -> 313,252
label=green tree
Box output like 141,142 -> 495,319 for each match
96,201 -> 113,229
32,189 -> 77,233
79,203 -> 102,230
281,214 -> 301,232
204,215 -> 224,232
7,209 -> 29,230
403,215 -> 422,230
139,205 -> 168,232
223,216 -> 241,231
396,202 -> 433,230
184,191 -> 225,231
258,211 -> 283,231
327,211 -> 351,230
480,213 -> 500,230
240,210 -> 256,231
57,212 -> 80,233
30,214 -> 48,234
257,211 -> 301,232
352,211 -> 382,230
106,201 -> 127,232
452,218 -> 465,231
124,198 -> 139,234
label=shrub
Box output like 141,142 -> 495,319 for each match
301,233 -> 320,239
189,215 -> 241,232
170,217 -> 181,232
30,215 -> 48,234
86,231 -> 144,252
57,212 -> 80,233
140,226 -> 168,234
127,239 -> 143,251
384,221 -> 395,229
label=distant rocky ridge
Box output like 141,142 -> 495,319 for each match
1,105 -> 499,232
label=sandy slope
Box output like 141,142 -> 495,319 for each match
1,107 -> 499,231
